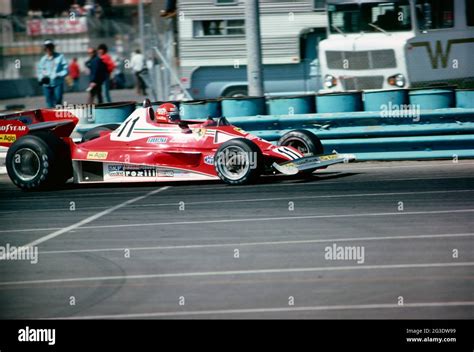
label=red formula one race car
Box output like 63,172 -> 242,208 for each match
0,100 -> 355,190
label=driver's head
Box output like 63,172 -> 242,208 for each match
155,103 -> 180,123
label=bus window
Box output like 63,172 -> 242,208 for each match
467,0 -> 474,26
328,1 -> 411,34
415,0 -> 454,31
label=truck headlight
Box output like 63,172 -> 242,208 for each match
388,74 -> 405,87
324,74 -> 337,88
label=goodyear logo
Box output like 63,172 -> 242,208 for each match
0,124 -> 27,133
87,151 -> 108,160
0,134 -> 16,144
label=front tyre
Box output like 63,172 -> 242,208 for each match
215,138 -> 262,185
6,132 -> 71,190
278,130 -> 324,156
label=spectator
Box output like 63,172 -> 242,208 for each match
113,57 -> 126,89
37,39 -> 68,108
68,57 -> 81,92
98,43 -> 116,103
131,49 -> 147,96
85,47 -> 108,105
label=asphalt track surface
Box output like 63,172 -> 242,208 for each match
0,160 -> 473,319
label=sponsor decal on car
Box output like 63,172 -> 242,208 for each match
0,134 -> 16,144
157,169 -> 174,177
319,154 -> 338,161
204,155 -> 214,165
147,136 -> 168,144
293,156 -> 320,165
192,128 -> 207,141
107,164 -> 125,177
87,151 -> 108,160
108,165 -> 123,171
125,168 -> 157,177
234,127 -> 246,134
0,123 -> 27,133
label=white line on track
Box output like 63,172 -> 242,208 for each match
55,208 -> 474,231
0,186 -> 170,260
1,261 -> 472,286
45,301 -> 474,319
1,188 -> 473,215
1,207 -> 474,234
39,233 -> 474,255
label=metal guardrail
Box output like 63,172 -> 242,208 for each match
227,109 -> 474,160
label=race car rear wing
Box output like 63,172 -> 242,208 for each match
0,108 -> 78,148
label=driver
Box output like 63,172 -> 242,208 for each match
155,103 -> 180,123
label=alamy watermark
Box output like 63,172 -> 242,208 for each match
55,101 -> 96,122
324,243 -> 365,264
215,150 -> 258,170
0,243 -> 38,264
380,102 -> 421,122
18,326 -> 55,345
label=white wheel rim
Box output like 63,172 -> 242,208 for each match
217,146 -> 251,181
12,148 -> 41,182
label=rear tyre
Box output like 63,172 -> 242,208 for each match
214,138 -> 262,185
81,124 -> 120,143
278,130 -> 324,156
6,131 -> 71,190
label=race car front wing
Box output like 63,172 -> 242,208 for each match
272,153 -> 356,175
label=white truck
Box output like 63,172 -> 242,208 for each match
319,0 -> 474,91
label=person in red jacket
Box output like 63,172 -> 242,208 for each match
68,57 -> 81,92
98,43 -> 116,103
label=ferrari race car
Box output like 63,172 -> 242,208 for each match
0,100 -> 355,190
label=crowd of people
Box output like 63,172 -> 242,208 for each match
37,40 -> 147,108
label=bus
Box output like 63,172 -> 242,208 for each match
318,0 -> 474,92
177,0 -> 328,99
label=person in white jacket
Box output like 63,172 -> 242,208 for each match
130,49 -> 147,95
36,39 -> 68,108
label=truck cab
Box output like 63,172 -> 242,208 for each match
319,0 -> 474,92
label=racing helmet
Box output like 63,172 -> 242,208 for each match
155,103 -> 180,123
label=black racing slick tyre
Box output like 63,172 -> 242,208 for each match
277,130 -> 324,156
81,124 -> 120,143
6,131 -> 72,191
214,138 -> 262,185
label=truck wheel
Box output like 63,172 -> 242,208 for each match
278,130 -> 324,156
215,138 -> 262,185
81,124 -> 120,142
6,132 -> 71,190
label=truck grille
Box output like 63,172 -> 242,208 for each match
340,76 -> 385,90
326,50 -> 396,70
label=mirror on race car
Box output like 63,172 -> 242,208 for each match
142,99 -> 152,108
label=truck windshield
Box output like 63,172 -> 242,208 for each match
328,1 -> 412,34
